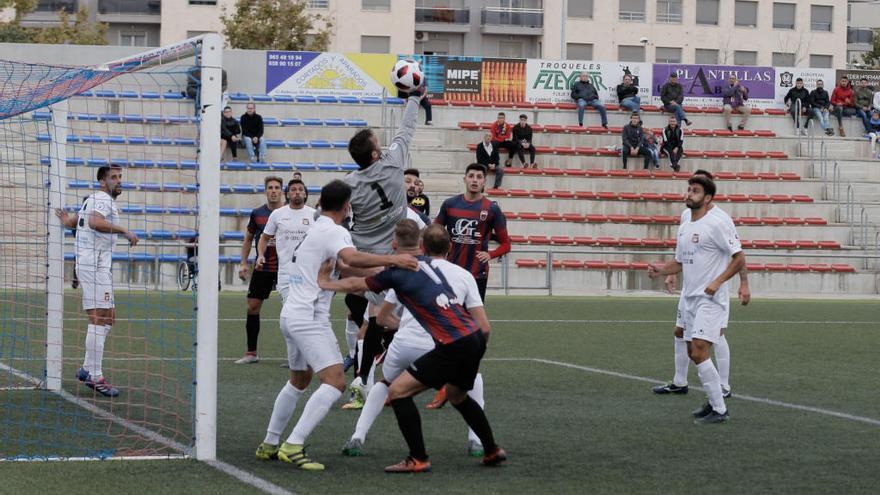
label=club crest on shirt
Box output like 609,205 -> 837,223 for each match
691,233 -> 700,243
302,218 -> 310,225
104,292 -> 110,301
480,210 -> 488,221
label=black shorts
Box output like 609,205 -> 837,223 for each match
475,277 -> 487,302
247,270 -> 277,300
408,331 -> 486,392
345,293 -> 368,327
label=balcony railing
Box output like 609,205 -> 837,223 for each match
811,21 -> 832,32
35,0 -> 77,12
415,7 -> 470,24
619,10 -> 646,22
656,12 -> 682,24
99,0 -> 161,15
481,7 -> 543,28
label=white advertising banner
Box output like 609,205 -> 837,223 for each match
773,67 -> 837,105
526,59 -> 653,105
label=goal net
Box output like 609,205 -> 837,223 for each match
0,35 -> 221,461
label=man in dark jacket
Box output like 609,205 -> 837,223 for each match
661,116 -> 684,172
240,103 -> 268,162
476,132 -> 504,188
854,78 -> 875,132
511,114 -> 536,168
660,72 -> 692,126
617,74 -> 641,114
220,106 -> 241,161
784,77 -> 811,135
621,112 -> 651,169
570,72 -> 607,128
809,79 -> 834,136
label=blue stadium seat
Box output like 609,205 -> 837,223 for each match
310,140 -> 332,148
295,96 -> 316,103
250,162 -> 271,171
220,255 -> 243,264
36,134 -> 51,142
66,135 -> 80,143
302,119 -> 323,126
144,205 -> 165,214
159,254 -> 185,262
105,136 -> 126,144
339,96 -> 360,104
331,141 -> 348,148
219,185 -> 233,193
79,90 -> 94,97
252,94 -> 272,102
220,207 -> 238,216
318,163 -> 339,171
238,208 -> 253,216
94,90 -> 116,98
265,139 -> 286,148
180,160 -> 198,169
150,137 -> 173,145
325,119 -> 345,126
110,158 -> 130,166
163,183 -> 184,192
141,182 -> 162,191
184,184 -> 198,192
156,160 -> 177,169
346,119 -> 368,127
67,157 -> 85,166
273,94 -> 294,103
141,92 -> 161,99
281,118 -> 301,126
121,204 -> 144,214
176,229 -> 197,239
263,117 -> 280,126
122,114 -> 143,122
145,115 -> 164,123
385,97 -> 405,105
100,114 -> 122,122
174,138 -> 196,146
270,162 -> 293,171
229,93 -> 250,102
361,97 -> 382,104
39,157 -> 50,165
82,135 -> 103,143
131,159 -> 154,168
167,115 -> 189,124
33,111 -> 51,120
224,161 -> 247,171
317,96 -> 338,103
254,184 -> 265,193
167,207 -> 194,215
86,158 -> 108,167
74,113 -> 98,121
127,136 -> 147,145
222,231 -> 245,241
307,186 -> 320,194
121,182 -> 136,190
118,91 -> 139,99
288,140 -> 308,148
162,92 -> 184,100
130,229 -> 148,238
151,230 -> 174,239
64,253 -> 75,261
294,162 -> 317,171
64,229 -> 74,237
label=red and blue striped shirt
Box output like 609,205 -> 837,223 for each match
434,194 -> 511,279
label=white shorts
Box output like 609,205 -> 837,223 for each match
682,297 -> 728,344
676,296 -> 729,330
382,339 -> 433,383
278,285 -> 289,304
78,268 -> 114,310
280,318 -> 343,373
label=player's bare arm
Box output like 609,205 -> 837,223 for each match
705,251 -> 746,296
376,301 -> 400,330
337,247 -> 419,271
737,262 -> 750,305
255,232 -> 273,271
239,230 -> 254,281
648,260 -> 683,278
54,208 -> 78,229
88,211 -> 138,246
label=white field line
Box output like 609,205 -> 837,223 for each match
9,317 -> 880,325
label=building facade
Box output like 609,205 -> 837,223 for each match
847,0 -> 879,66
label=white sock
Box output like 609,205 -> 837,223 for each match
715,335 -> 731,390
366,358 -> 376,389
287,383 -> 342,445
673,337 -> 689,387
696,359 -> 726,414
356,339 -> 364,369
82,324 -> 97,374
466,373 -> 485,444
345,319 -> 359,358
83,324 -> 110,378
263,381 -> 304,445
352,381 -> 388,442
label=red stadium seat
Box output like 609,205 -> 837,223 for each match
630,215 -> 653,224
630,261 -> 650,270
585,261 -> 609,269
774,240 -> 797,249
736,171 -> 758,180
588,126 -> 609,134
608,169 -> 630,177
557,102 -> 577,110
575,191 -> 598,200
619,192 -> 641,200
749,194 -> 771,202
543,168 -> 565,176
703,150 -> 725,158
449,100 -> 471,107
428,98 -> 448,106
516,259 -> 540,268
556,147 -> 577,155
528,235 -> 551,245
535,146 -> 555,154
779,173 -> 800,180
586,169 -> 608,177
607,214 -> 630,223
553,190 -> 575,199
608,261 -> 631,270
551,236 -> 574,245
725,151 -> 747,159
471,101 -> 492,107
512,101 -> 535,109
574,236 -> 595,246
754,130 -> 776,137
566,125 -> 588,133
466,143 -> 478,151
804,217 -> 827,225
508,189 -> 529,197
518,212 -> 540,220
714,129 -> 733,137
561,259 -> 584,268
738,217 -> 761,225
740,240 -> 756,248
521,168 -> 542,175
818,241 -> 841,249
652,170 -> 674,179
733,130 -> 755,137
596,191 -> 618,200
510,235 -> 528,244
662,192 -> 684,201
641,192 -> 664,201
531,189 -> 553,198
652,215 -> 678,224
564,168 -> 587,176
714,194 -> 729,202
792,195 -> 813,203
809,264 -> 832,272
693,129 -> 713,136
764,109 -> 786,116
537,259 -> 562,268
641,105 -> 660,112
757,172 -> 779,180
596,237 -> 618,246
664,238 -> 677,248
761,217 -> 784,225
746,263 -> 765,271
714,171 -> 737,180
765,263 -> 787,272
788,264 -> 810,272
783,217 -> 806,225
831,264 -> 855,273
540,212 -> 564,221
575,147 -> 597,155
459,121 -> 480,130
795,240 -> 818,249
563,213 -> 585,222
619,237 -> 642,247
585,214 -> 607,222
766,151 -> 788,159
770,195 -> 793,203
641,238 -> 664,247
752,240 -> 774,249
535,102 -> 556,109
543,124 -> 565,133
703,107 -> 723,114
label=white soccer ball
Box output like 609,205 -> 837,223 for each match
391,59 -> 424,93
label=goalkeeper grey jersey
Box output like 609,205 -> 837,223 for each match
344,96 -> 420,254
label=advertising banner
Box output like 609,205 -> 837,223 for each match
651,64 -> 776,109
835,69 -> 880,88
526,59 -> 652,105
408,55 -> 526,102
266,51 -> 396,96
773,67 -> 836,105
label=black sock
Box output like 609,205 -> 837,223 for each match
358,317 -> 382,382
245,314 -> 259,353
391,397 -> 428,461
452,396 -> 497,453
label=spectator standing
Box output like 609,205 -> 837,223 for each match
414,179 -> 430,216
511,114 -> 536,168
621,112 -> 651,169
476,132 -> 504,189
854,78 -> 875,133
722,75 -> 750,131
570,72 -> 608,128
404,169 -> 431,216
397,86 -> 432,125
661,116 -> 684,172
784,77 -> 811,136
660,73 -> 692,126
617,74 -> 641,114
240,103 -> 268,163
220,106 -> 241,161
809,79 -> 834,136
490,112 -> 515,167
831,76 -> 856,137
873,87 -> 880,112
867,109 -> 880,159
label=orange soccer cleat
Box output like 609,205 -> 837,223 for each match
425,387 -> 447,409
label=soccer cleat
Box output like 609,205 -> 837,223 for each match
722,387 -> 732,399
694,409 -> 730,424
652,383 -> 689,395
342,355 -> 356,372
467,440 -> 484,458
255,442 -> 279,460
685,119 -> 693,126
426,387 -> 447,410
342,438 -> 365,457
277,443 -> 324,471
77,368 -> 119,397
691,402 -> 713,419
234,353 -> 259,364
342,378 -> 366,410
384,456 -> 432,473
482,447 -> 507,467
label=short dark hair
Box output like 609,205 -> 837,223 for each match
465,163 -> 487,176
422,224 -> 450,257
319,180 -> 352,212
404,168 -> 420,177
691,169 -> 714,180
287,178 -> 306,191
816,79 -> 824,84
97,165 -> 121,181
497,112 -> 505,117
264,176 -> 283,188
348,128 -> 377,169
630,111 -> 640,118
519,114 -> 527,120
796,77 -> 803,82
860,77 -> 868,82
223,106 -> 232,111
688,175 -> 716,198
669,72 -> 678,78
395,219 -> 421,249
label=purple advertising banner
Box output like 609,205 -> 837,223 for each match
651,64 -> 776,107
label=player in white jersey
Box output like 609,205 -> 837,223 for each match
653,170 -> 750,398
54,165 -> 138,397
649,175 -> 745,424
254,180 -> 418,470
256,179 -> 315,302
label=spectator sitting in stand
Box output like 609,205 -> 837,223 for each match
570,71 -> 608,128
397,85 -> 432,125
512,114 -> 536,168
854,77 -> 875,134
643,127 -> 660,169
809,79 -> 834,136
722,75 -> 751,131
476,131 -> 504,189
490,112 -> 515,167
831,76 -> 856,137
784,77 -> 811,136
185,64 -> 228,114
617,74 -> 641,114
220,106 -> 241,162
661,116 -> 684,172
621,112 -> 651,169
660,72 -> 692,126
240,103 -> 268,163
867,109 -> 880,160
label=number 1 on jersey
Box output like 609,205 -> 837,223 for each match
370,183 -> 393,211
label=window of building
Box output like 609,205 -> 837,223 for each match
848,28 -> 874,44
811,5 -> 833,32
309,0 -> 329,8
810,54 -> 833,68
695,48 -> 719,64
734,1 -> 758,27
618,45 -> 646,62
36,0 -> 77,10
657,0 -> 682,23
188,0 -> 216,4
567,43 -> 594,60
186,30 -> 213,39
772,3 -> 795,29
362,0 -> 390,10
695,0 -> 719,25
733,50 -> 757,66
568,0 -> 593,18
361,35 -> 390,53
499,41 -> 524,58
772,52 -> 795,66
619,0 -> 646,22
120,32 -> 147,47
655,47 -> 682,63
